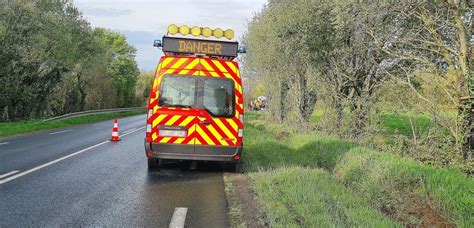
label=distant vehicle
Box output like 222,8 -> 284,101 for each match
144,24 -> 245,171
250,96 -> 267,111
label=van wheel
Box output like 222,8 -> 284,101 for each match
147,158 -> 159,169
226,163 -> 241,173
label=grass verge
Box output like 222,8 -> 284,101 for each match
251,167 -> 398,227
244,112 -> 355,171
244,112 -> 473,226
334,147 -> 473,226
0,109 -> 145,138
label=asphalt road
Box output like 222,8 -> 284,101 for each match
0,115 -> 228,227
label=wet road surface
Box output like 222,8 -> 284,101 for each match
0,115 -> 228,227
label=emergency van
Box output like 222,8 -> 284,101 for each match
145,25 -> 245,170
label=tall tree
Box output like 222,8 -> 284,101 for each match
0,0 -> 141,121
94,28 -> 140,108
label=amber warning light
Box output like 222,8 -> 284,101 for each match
167,24 -> 235,40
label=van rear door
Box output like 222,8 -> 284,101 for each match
196,77 -> 237,146
194,59 -> 242,154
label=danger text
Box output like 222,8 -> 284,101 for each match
178,41 -> 222,55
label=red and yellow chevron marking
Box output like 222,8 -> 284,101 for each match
147,56 -> 244,147
151,114 -> 197,145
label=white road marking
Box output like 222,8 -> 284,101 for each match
0,170 -> 20,179
93,122 -> 107,126
49,129 -> 74,135
0,126 -> 145,185
169,207 -> 188,228
121,126 -> 144,137
123,128 -> 137,134
0,142 -> 10,146
0,141 -> 108,185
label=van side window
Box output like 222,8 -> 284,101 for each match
159,76 -> 196,108
203,79 -> 235,117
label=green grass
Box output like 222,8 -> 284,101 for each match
380,112 -> 432,137
334,147 -> 474,227
251,167 -> 399,227
309,109 -> 434,139
309,109 -> 458,140
0,110 -> 145,137
309,108 -> 324,123
244,112 -> 355,171
244,111 -> 473,226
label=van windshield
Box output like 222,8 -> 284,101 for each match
158,75 -> 235,117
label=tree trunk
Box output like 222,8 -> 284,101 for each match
76,72 -> 87,111
278,80 -> 290,123
298,74 -> 318,122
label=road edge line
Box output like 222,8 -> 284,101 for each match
0,170 -> 20,179
0,141 -> 109,185
122,128 -> 137,135
120,126 -> 144,137
49,129 -> 74,135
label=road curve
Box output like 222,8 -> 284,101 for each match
0,115 -> 228,227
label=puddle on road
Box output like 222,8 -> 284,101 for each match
138,160 -> 228,228
146,161 -> 227,183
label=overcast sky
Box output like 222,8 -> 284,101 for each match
75,0 -> 267,71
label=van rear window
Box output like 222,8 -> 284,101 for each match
203,78 -> 234,117
158,75 -> 235,117
158,76 -> 196,108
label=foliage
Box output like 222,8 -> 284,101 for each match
244,0 -> 325,123
243,0 -> 473,171
0,0 -> 141,122
244,0 -> 399,130
251,83 -> 266,98
94,28 -> 140,108
373,0 -> 474,168
245,112 -> 474,226
134,70 -> 155,105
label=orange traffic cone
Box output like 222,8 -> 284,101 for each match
110,117 -> 120,141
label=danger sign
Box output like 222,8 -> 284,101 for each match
162,36 -> 238,57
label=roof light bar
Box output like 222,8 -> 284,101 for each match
167,24 -> 235,40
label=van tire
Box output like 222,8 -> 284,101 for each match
147,158 -> 159,169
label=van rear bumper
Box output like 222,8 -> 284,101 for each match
145,142 -> 243,162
